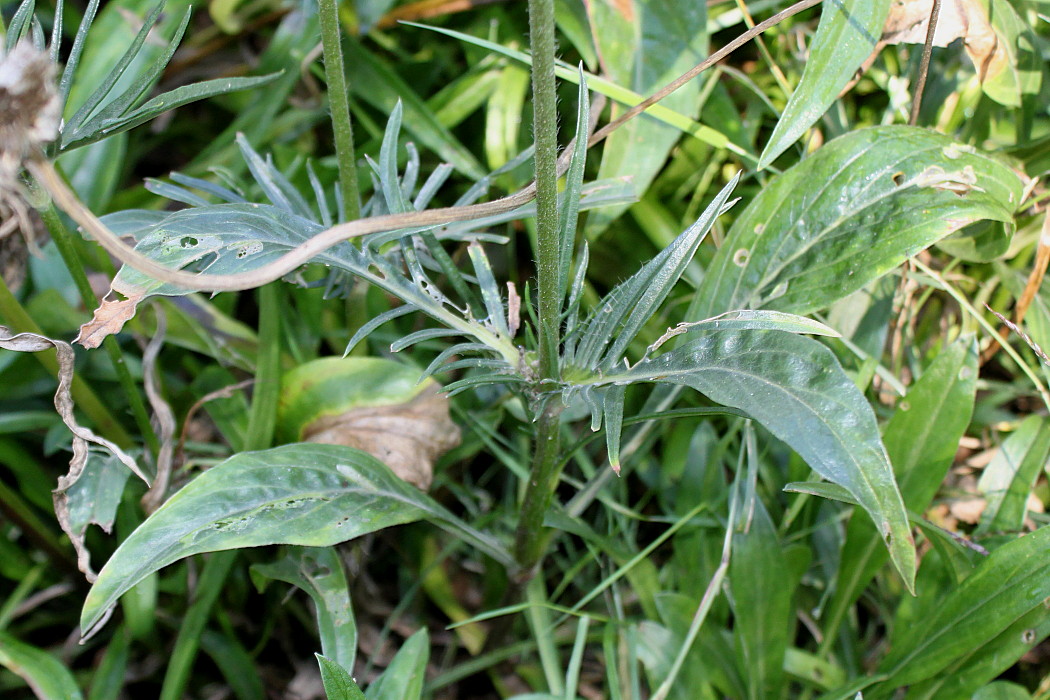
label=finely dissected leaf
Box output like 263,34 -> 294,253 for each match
365,628 -> 428,700
693,127 -> 1023,320
252,548 -> 357,673
823,338 -> 978,635
603,330 -> 916,590
976,415 -> 1050,535
758,0 -> 891,168
584,0 -> 707,236
873,526 -> 1050,692
0,631 -> 84,700
342,38 -> 484,180
316,654 -> 367,700
80,444 -> 512,637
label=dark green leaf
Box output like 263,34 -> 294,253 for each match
605,330 -> 916,590
317,654 -> 366,700
758,0 -> 891,168
874,526 -> 1050,691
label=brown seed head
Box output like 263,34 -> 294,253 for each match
0,42 -> 59,246
0,42 -> 60,170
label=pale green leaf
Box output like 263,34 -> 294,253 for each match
694,127 -> 1023,320
81,444 -> 512,637
0,631 -> 84,700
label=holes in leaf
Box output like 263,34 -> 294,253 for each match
732,249 -> 750,266
1023,629 -> 1037,644
892,172 -> 906,186
235,241 -> 264,259
179,236 -> 198,248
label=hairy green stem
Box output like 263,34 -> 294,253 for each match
509,0 -> 564,590
512,402 -> 564,575
40,203 -> 160,456
529,0 -> 561,378
318,0 -> 361,221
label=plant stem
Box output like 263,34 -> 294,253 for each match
39,202 -> 160,456
317,0 -> 361,221
528,0 -> 561,378
512,402 -> 563,576
511,0 -> 564,587
909,0 -> 942,126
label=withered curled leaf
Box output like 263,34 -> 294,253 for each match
301,383 -> 459,490
0,326 -> 147,581
278,357 -> 460,490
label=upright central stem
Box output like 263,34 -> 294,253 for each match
529,0 -> 561,378
512,0 -> 563,578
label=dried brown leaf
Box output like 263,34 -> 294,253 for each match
882,0 -> 1002,82
300,384 -> 460,490
140,307 -> 176,513
0,326 -> 147,581
76,292 -> 144,348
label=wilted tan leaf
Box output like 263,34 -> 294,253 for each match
0,326 -> 147,581
140,308 -> 176,514
882,0 -> 1002,82
76,292 -> 144,348
300,383 -> 460,490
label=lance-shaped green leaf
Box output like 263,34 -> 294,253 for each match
0,632 -> 84,700
80,444 -> 513,638
758,0 -> 890,168
904,605 -> 1050,699
976,415 -> 1050,536
365,628 -> 428,700
556,69 -> 590,304
872,526 -> 1050,692
600,330 -> 915,590
252,547 -> 357,673
730,498 -> 807,698
823,338 -> 978,643
316,654 -> 367,700
570,175 -> 738,371
583,0 -> 707,237
694,127 -> 1023,321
